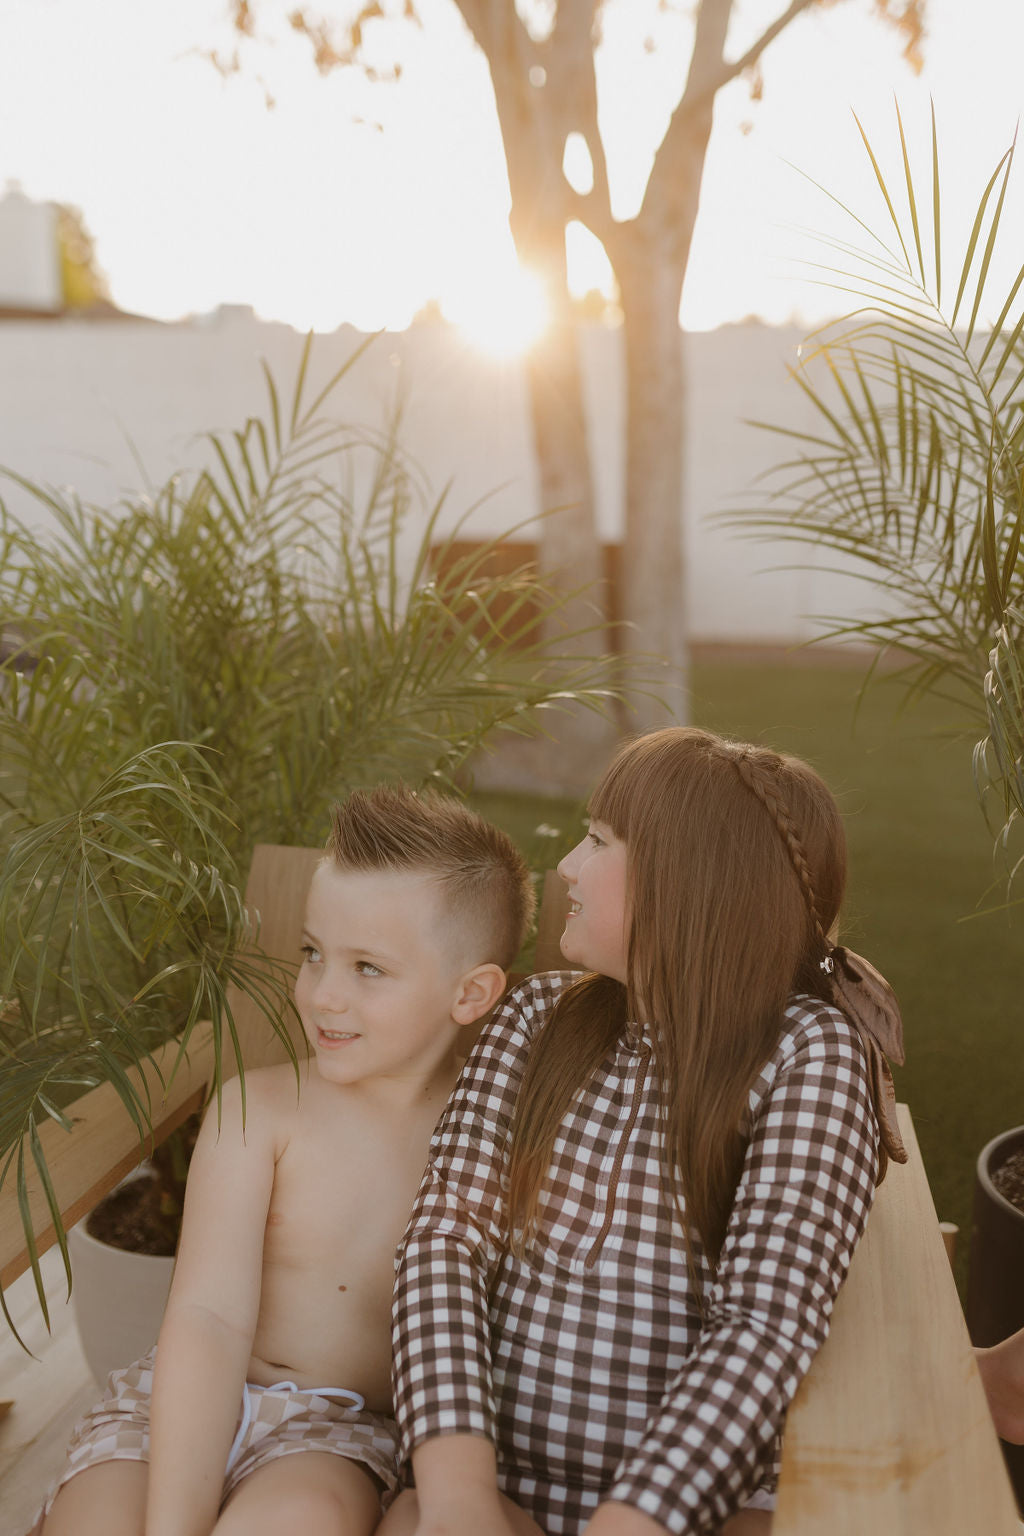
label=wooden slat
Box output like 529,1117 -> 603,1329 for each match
533,869 -> 569,971
224,844 -> 323,1071
0,1023 -> 215,1290
776,1104 -> 1019,1533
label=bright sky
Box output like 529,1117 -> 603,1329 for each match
1,0 -> 1022,353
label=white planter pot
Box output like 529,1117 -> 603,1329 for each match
68,1217 -> 175,1387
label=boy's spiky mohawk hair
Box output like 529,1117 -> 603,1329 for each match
326,785 -> 535,970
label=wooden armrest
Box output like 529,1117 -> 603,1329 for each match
0,1023 -> 215,1290
776,1104 -> 1019,1533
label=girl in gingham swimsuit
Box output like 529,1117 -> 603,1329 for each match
384,727 -> 906,1536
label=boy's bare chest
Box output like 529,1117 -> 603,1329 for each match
261,1101 -> 435,1280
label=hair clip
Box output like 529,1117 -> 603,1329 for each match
818,952 -> 835,976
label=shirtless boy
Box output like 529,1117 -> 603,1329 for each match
38,786 -> 534,1536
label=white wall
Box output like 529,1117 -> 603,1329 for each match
0,307 -> 876,645
0,190 -> 60,311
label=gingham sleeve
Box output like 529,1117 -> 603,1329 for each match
391,973 -> 571,1460
605,999 -> 881,1535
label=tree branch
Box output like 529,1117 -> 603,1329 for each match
637,0 -> 730,228
641,0 -> 821,228
450,0 -> 546,203
451,0 -> 538,72
548,0 -> 615,245
687,0 -> 820,116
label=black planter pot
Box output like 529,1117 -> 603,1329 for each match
967,1124 -> 1024,1513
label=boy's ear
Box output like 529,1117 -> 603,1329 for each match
451,962 -> 507,1026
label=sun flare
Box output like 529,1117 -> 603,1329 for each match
443,266 -> 550,359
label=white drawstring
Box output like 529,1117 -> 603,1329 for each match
226,1380 -> 365,1472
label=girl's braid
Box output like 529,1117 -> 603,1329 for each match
730,749 -> 830,951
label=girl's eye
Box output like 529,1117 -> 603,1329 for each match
301,944 -> 322,964
587,829 -> 604,848
355,961 -> 383,978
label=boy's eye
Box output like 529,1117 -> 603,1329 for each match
355,960 -> 384,977
300,944 -> 322,964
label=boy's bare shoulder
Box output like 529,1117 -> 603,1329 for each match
241,1062 -> 308,1118
248,1060 -> 306,1096
202,1062 -> 305,1141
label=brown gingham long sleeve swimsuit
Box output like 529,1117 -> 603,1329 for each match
391,973 -> 881,1535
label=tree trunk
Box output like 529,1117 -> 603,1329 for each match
479,280 -> 616,796
471,5 -> 606,649
616,231 -> 689,727
511,280 -> 619,791
501,97 -> 618,789
519,237 -> 606,648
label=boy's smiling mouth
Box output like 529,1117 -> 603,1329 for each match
317,1027 -> 359,1046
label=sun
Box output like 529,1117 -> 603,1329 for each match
442,266 -> 550,359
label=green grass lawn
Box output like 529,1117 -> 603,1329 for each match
471,658 -> 1024,1295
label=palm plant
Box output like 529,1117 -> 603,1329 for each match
728,107 -> 1024,889
0,334 -> 630,1335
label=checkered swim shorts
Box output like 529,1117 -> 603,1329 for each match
37,1347 -> 400,1523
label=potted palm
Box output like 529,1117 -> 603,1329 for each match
0,334 -> 629,1362
727,107 -> 1024,1500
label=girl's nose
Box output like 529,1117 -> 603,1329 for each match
557,838 -> 585,883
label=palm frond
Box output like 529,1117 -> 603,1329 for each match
725,110 -> 1024,877
0,334 -> 636,1330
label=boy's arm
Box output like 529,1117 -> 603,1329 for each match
145,1072 -> 277,1536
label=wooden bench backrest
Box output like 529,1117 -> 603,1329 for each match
532,870 -> 571,972
225,844 -> 325,1072
776,1103 -> 1019,1532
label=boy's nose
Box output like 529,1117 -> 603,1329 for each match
314,978 -> 348,1013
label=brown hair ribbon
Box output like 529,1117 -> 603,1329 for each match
821,946 -> 907,1165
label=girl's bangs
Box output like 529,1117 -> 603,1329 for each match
587,751 -> 640,843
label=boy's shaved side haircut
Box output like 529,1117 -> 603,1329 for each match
327,785 -> 535,970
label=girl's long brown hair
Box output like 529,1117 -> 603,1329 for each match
507,727 -> 847,1277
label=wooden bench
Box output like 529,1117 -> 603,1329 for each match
775,1102 -> 1019,1532
1,846 -> 1019,1533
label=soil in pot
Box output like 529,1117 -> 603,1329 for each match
85,1112 -> 201,1256
991,1152 -> 1024,1214
86,1173 -> 180,1254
